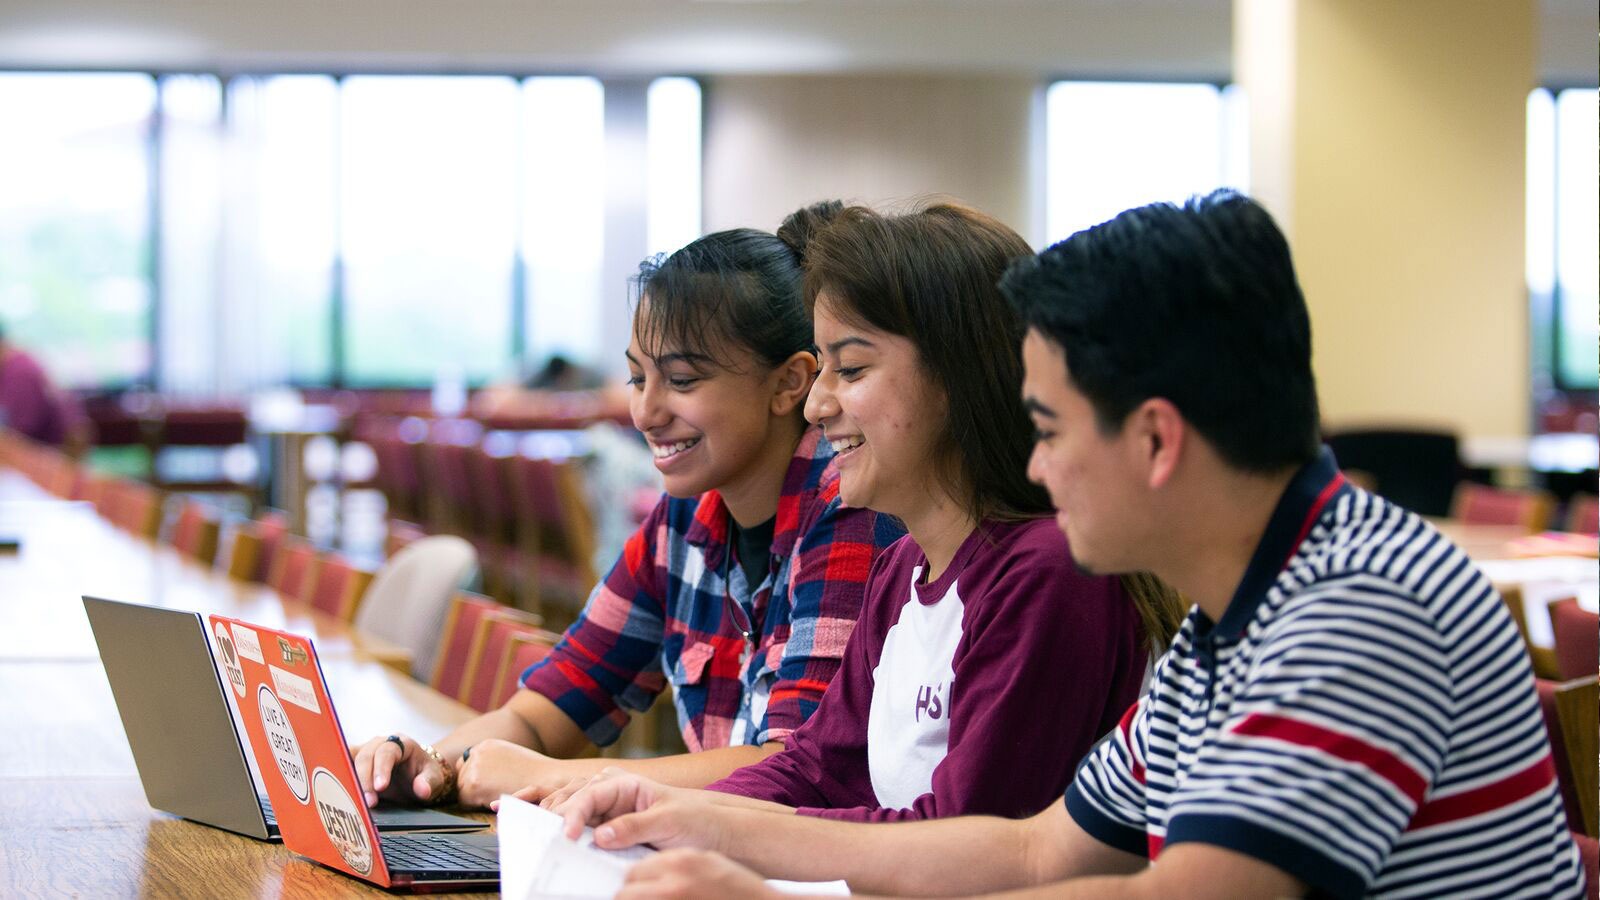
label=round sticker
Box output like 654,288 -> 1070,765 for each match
312,767 -> 373,876
257,685 -> 310,803
213,622 -> 246,698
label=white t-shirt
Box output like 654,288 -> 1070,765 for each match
866,564 -> 964,808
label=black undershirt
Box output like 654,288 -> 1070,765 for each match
728,515 -> 776,592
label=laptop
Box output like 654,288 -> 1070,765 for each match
210,613 -> 500,891
83,596 -> 485,842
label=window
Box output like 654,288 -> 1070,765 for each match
1045,81 -> 1247,246
0,72 -> 156,387
1528,87 -> 1598,392
0,71 -> 695,390
340,76 -> 520,386
646,77 -> 703,259
224,75 -> 340,388
522,77 -> 605,368
158,74 -> 224,394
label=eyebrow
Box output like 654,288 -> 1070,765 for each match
626,350 -> 715,368
824,336 -> 876,355
1022,396 -> 1056,419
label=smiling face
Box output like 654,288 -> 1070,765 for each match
804,293 -> 950,519
1021,329 -> 1150,576
626,320 -> 791,503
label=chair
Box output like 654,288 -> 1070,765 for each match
250,510 -> 289,583
1567,494 -> 1599,535
1450,483 -> 1556,533
167,500 -> 221,566
1324,427 -> 1462,516
508,455 -> 597,620
302,554 -> 375,622
113,480 -> 164,539
1549,597 -> 1599,682
429,591 -> 506,701
492,631 -> 558,709
352,535 -> 478,681
460,609 -> 546,712
218,520 -> 264,581
1554,676 -> 1598,838
146,407 -> 254,499
1536,678 -> 1587,834
266,537 -> 320,600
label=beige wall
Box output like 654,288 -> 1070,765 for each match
702,75 -> 1039,241
1243,0 -> 1535,440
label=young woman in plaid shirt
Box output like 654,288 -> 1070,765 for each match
353,203 -> 904,809
542,203 -> 1184,844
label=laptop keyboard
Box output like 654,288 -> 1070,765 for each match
380,833 -> 499,876
259,794 -> 276,826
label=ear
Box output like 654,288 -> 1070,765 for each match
769,350 -> 820,418
1127,398 -> 1185,490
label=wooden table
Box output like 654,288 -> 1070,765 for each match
0,471 -> 492,897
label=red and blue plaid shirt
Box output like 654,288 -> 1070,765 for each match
522,427 -> 904,750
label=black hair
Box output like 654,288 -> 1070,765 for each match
1002,189 -> 1321,473
632,201 -> 843,373
804,202 -> 1048,523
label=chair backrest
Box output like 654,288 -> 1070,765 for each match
252,510 -> 289,583
1324,428 -> 1461,516
168,501 -> 221,566
1536,678 -> 1587,834
461,609 -> 545,712
218,520 -> 264,581
1555,676 -> 1599,838
114,480 -> 164,539
266,537 -> 320,599
1450,483 -> 1556,533
303,554 -> 374,622
429,591 -> 505,700
352,535 -> 478,681
1549,597 -> 1599,682
1568,494 -> 1599,536
492,631 -> 558,709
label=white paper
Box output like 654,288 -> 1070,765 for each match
496,795 -> 849,898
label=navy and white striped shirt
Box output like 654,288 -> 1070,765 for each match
1066,448 -> 1585,900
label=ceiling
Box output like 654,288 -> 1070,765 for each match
0,0 -> 1589,82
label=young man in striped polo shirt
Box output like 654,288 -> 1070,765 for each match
550,191 -> 1584,899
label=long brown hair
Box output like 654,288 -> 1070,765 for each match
803,201 -> 1186,654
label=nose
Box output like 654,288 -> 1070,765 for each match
631,377 -> 671,433
804,369 -> 839,426
1026,441 -> 1046,486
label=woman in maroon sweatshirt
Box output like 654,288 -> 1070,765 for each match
538,203 -> 1185,850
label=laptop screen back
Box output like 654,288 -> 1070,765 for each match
210,614 -> 395,887
82,596 -> 270,839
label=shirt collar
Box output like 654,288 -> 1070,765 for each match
684,427 -> 832,569
1212,446 -> 1350,640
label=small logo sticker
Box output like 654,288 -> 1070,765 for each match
313,768 -> 373,876
231,623 -> 264,664
276,636 -> 308,667
257,686 -> 310,803
269,664 -> 321,715
213,622 -> 246,699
